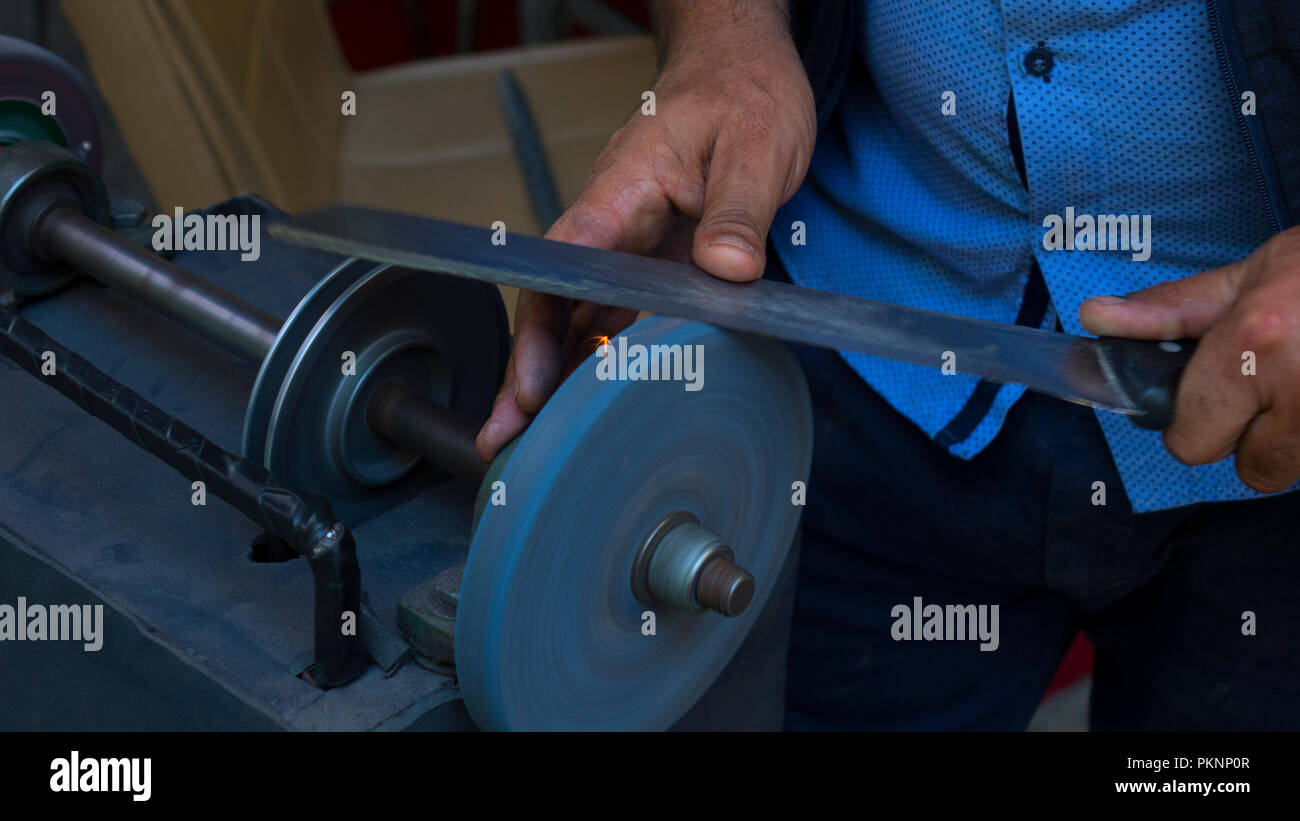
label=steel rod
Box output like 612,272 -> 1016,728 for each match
33,206 -> 280,363
29,205 -> 489,481
367,382 -> 488,482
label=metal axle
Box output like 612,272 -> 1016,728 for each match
29,204 -> 485,480
34,205 -> 280,364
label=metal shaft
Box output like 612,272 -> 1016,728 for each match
30,205 -> 487,478
34,206 -> 280,364
367,383 -> 488,482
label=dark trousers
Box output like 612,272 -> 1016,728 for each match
781,338 -> 1300,730
777,70 -> 1297,726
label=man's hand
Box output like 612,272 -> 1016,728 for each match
1080,228 -> 1300,493
475,0 -> 816,461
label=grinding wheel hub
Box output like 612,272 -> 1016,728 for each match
457,316 -> 812,731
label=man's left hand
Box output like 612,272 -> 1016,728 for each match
1080,229 -> 1300,493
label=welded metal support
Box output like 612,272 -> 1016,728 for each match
0,304 -> 369,687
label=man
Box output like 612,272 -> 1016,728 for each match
476,1 -> 1300,729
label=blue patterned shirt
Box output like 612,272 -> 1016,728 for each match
774,0 -> 1282,512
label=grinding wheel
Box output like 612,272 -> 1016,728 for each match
457,316 -> 812,730
242,260 -> 509,523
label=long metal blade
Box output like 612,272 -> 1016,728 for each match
268,206 -> 1137,416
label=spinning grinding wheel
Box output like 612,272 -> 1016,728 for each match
458,316 -> 812,731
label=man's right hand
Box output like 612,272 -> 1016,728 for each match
475,0 -> 817,461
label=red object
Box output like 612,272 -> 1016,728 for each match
1045,632 -> 1094,696
327,0 -> 649,71
326,0 -> 418,70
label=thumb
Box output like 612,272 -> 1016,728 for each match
692,136 -> 791,282
1078,261 -> 1245,339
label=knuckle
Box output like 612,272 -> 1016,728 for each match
724,113 -> 778,158
1233,303 -> 1296,354
586,118 -> 704,204
1235,429 -> 1300,493
1236,457 -> 1294,494
1162,428 -> 1215,466
652,138 -> 705,196
1163,440 -> 1199,467
1141,278 -> 1193,304
554,207 -> 621,246
589,125 -> 648,180
672,84 -> 722,115
701,204 -> 763,236
1258,229 -> 1300,271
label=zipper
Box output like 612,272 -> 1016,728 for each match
1206,0 -> 1287,233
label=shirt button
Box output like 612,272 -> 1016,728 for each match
1025,41 -> 1054,82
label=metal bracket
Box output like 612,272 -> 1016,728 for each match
0,305 -> 370,688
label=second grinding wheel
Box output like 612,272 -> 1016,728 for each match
458,316 -> 812,731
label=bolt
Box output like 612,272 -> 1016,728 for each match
695,556 -> 755,617
633,512 -> 757,618
431,565 -> 462,612
313,524 -> 344,557
110,197 -> 147,229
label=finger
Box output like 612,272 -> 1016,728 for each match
1078,261 -> 1245,340
1234,403 -> 1300,493
564,303 -> 639,375
1162,322 -> 1261,465
511,290 -> 571,413
565,301 -> 626,348
496,119 -> 702,428
546,126 -> 696,256
508,135 -> 662,417
1219,286 -> 1300,491
646,210 -> 700,265
476,358 -> 533,461
692,126 -> 794,282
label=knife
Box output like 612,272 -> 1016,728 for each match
268,206 -> 1192,430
